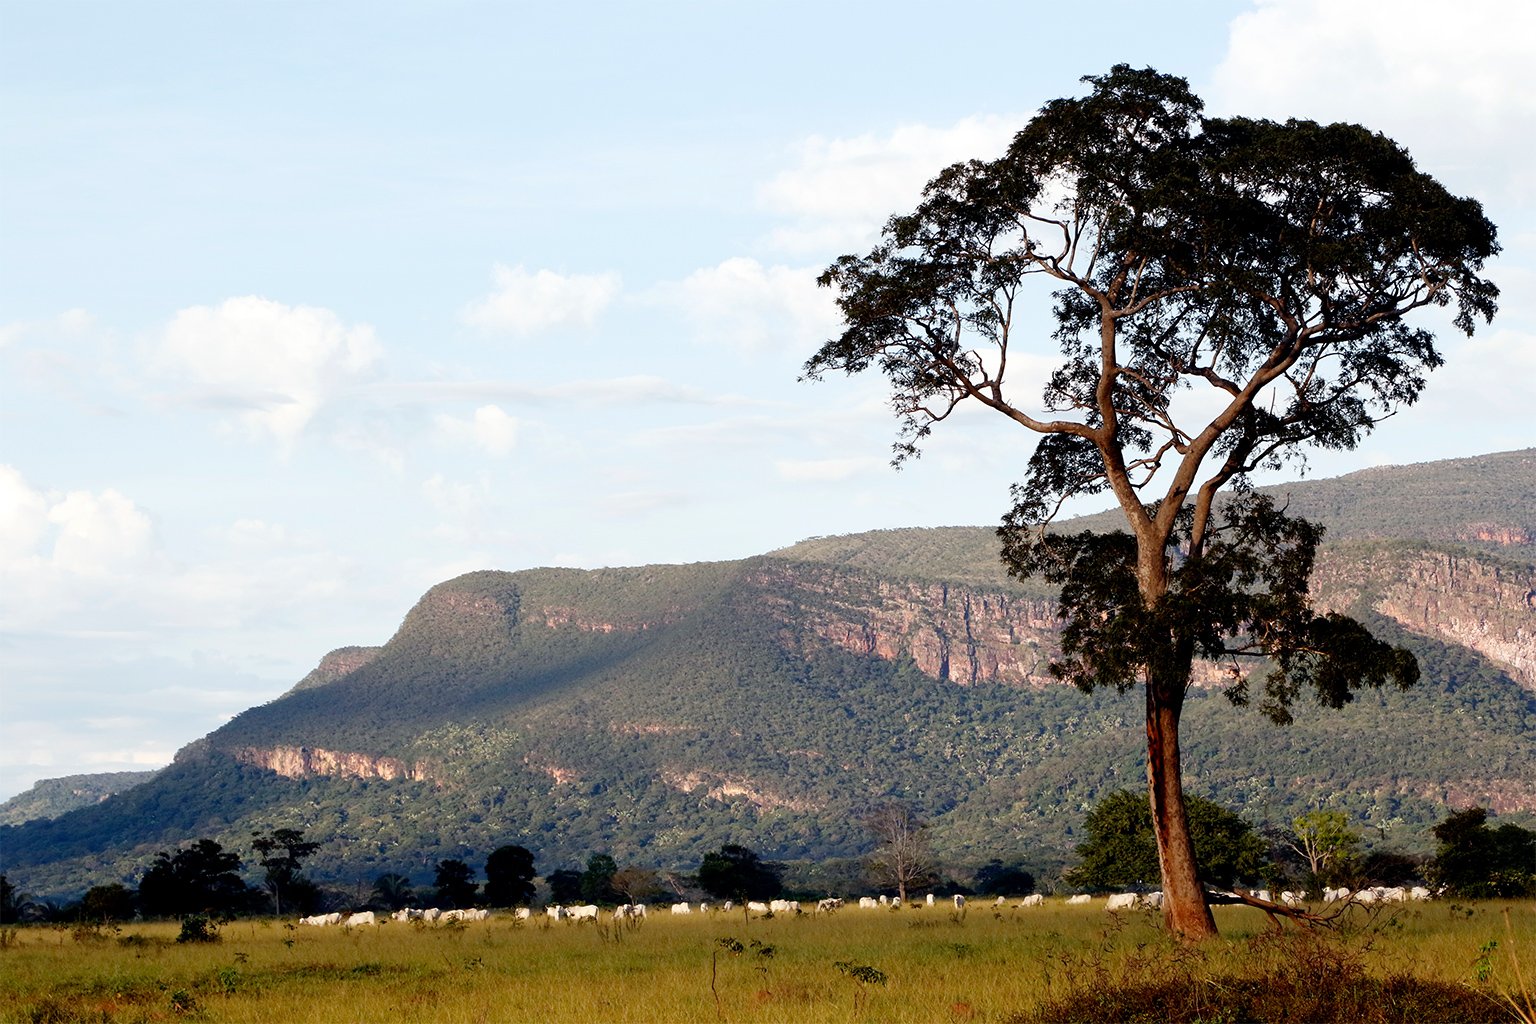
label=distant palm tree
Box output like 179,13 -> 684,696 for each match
370,872 -> 414,911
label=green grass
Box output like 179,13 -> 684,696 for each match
2,901 -> 1532,1023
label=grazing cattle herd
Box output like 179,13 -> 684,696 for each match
293,884 -> 1438,929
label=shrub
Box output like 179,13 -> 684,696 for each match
176,913 -> 220,944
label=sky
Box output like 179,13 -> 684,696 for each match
2,0 -> 1533,802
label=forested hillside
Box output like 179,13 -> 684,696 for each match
3,450 -> 1532,898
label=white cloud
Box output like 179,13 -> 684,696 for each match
422,473 -> 490,519
662,257 -> 842,353
156,295 -> 381,447
46,488 -> 155,576
0,465 -> 50,564
1211,0 -> 1536,199
759,115 -> 1021,253
1417,327 -> 1536,423
462,263 -> 620,335
0,308 -> 97,348
0,466 -> 361,649
775,456 -> 886,483
435,404 -> 519,456
360,374 -> 746,408
0,466 -> 156,582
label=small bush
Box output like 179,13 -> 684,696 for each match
176,914 -> 220,944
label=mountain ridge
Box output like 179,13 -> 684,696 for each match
3,448 -> 1532,897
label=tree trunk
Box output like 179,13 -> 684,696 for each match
1146,671 -> 1218,942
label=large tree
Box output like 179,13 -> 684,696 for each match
1069,789 -> 1266,892
483,844 -> 537,908
251,828 -> 320,916
862,803 -> 936,903
696,844 -> 783,903
805,66 -> 1498,940
1431,807 -> 1536,899
137,839 -> 248,918
433,859 -> 478,909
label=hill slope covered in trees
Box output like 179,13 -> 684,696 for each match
3,450 -> 1533,897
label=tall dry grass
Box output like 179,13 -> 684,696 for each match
0,899 -> 1530,1023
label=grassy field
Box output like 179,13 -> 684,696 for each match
2,900 -> 1532,1023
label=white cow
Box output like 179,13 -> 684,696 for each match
746,901 -> 769,914
952,895 -> 966,909
722,901 -> 733,912
670,902 -> 692,915
515,907 -> 532,920
1280,891 -> 1304,907
769,899 -> 799,914
1066,894 -> 1092,905
440,909 -> 467,922
1410,886 -> 1432,901
926,893 -> 935,906
993,896 -> 1006,907
343,911 -> 376,927
1105,893 -> 1138,911
299,912 -> 341,926
1141,891 -> 1164,909
877,895 -> 889,906
617,903 -> 646,918
546,906 -> 566,920
569,904 -> 599,921
816,898 -> 843,913
858,896 -> 879,909
1251,889 -> 1272,903
1019,894 -> 1045,907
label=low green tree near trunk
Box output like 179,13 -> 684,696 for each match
805,65 -> 1498,941
1069,790 -> 1266,892
1287,810 -> 1361,888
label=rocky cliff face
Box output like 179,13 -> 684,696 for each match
753,564 -> 1061,686
661,767 -> 824,812
231,745 -> 435,783
1315,548 -> 1536,693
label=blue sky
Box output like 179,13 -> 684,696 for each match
2,0 -> 1532,801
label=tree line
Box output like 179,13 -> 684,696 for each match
2,799 -> 1529,925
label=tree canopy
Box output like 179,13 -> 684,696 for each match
1070,789 -> 1266,891
1285,810 -> 1361,887
137,839 -> 248,918
433,859 -> 478,909
804,64 -> 1498,941
251,828 -> 320,916
1431,807 -> 1535,899
696,844 -> 783,903
483,844 -> 537,908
